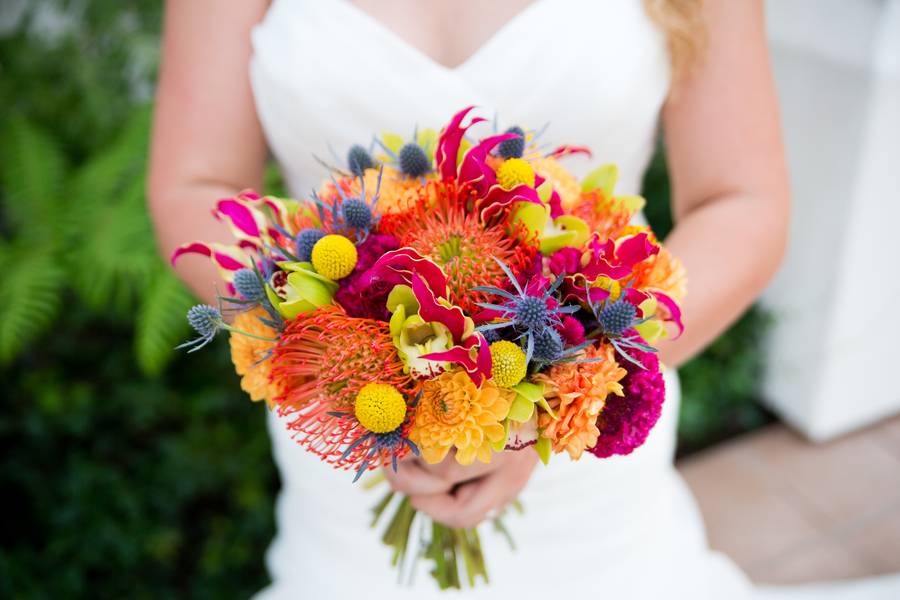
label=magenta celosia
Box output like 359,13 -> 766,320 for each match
334,234 -> 400,320
556,315 -> 586,346
588,346 -> 665,458
548,247 -> 581,277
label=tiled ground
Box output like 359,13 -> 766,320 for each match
678,415 -> 900,584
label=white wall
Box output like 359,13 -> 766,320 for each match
762,0 -> 900,440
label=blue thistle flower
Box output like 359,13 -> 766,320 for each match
177,304 -> 224,352
341,198 -> 373,230
498,126 -> 526,159
347,144 -> 375,176
598,300 -> 637,337
513,295 -> 549,330
473,258 -> 580,366
232,268 -> 266,302
296,228 -> 326,262
398,143 -> 430,177
585,290 -> 657,370
532,328 -> 564,363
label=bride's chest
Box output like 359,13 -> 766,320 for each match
346,0 -> 539,70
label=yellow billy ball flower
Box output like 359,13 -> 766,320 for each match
311,234 -> 358,280
496,158 -> 536,190
490,340 -> 527,388
354,383 -> 407,433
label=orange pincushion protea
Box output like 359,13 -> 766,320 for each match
230,308 -> 281,406
409,369 -> 514,465
269,305 -> 417,469
379,181 -> 538,314
535,343 -> 627,460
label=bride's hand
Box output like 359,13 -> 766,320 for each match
383,450 -> 538,528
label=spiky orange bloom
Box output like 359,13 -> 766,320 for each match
531,156 -> 581,210
535,344 -> 627,460
628,246 -> 687,302
570,190 -> 635,242
409,369 -> 514,465
269,305 -> 417,468
230,308 -> 281,406
379,181 -> 538,314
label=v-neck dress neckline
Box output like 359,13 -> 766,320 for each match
333,0 -> 550,73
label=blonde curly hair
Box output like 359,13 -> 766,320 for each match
643,0 -> 707,79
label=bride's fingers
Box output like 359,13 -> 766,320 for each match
411,472 -> 508,529
420,457 -> 496,484
383,460 -> 454,496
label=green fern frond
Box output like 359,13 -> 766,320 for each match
134,265 -> 195,376
0,242 -> 64,365
0,116 -> 68,245
64,107 -> 162,314
71,176 -> 160,314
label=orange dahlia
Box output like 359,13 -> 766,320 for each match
628,246 -> 687,302
269,305 -> 417,467
570,189 -> 635,242
409,369 -> 514,465
379,181 -> 538,314
535,343 -> 627,460
531,156 -> 581,210
229,308 -> 281,406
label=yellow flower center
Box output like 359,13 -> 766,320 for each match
354,383 -> 407,433
311,234 -> 358,280
592,275 -> 622,302
496,158 -> 536,190
489,340 -> 527,388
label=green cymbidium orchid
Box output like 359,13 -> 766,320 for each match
387,285 -> 454,378
509,201 -> 590,255
265,262 -> 338,319
633,295 -> 666,345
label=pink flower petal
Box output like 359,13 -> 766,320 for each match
546,145 -> 593,159
171,242 -> 212,265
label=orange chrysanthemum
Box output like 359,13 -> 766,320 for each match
379,181 -> 538,314
347,166 -> 421,214
535,344 -> 627,460
570,189 -> 636,242
230,308 -> 281,407
531,156 -> 581,210
269,305 -> 417,468
409,369 -> 514,465
628,245 -> 687,302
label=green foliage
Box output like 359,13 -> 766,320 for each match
0,320 -> 277,599
0,6 -> 276,597
0,118 -> 67,362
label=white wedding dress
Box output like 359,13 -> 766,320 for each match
247,1 -> 900,597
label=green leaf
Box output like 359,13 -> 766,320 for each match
134,266 -> 195,376
380,132 -> 404,154
534,436 -> 552,465
0,244 -> 64,364
506,394 -> 535,423
0,116 -> 68,245
581,163 -> 618,195
512,381 -> 544,403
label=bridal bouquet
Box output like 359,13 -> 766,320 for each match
174,107 -> 685,589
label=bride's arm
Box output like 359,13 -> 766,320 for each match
149,0 -> 270,304
657,0 -> 790,368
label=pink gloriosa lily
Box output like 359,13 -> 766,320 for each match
361,248 -> 492,384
